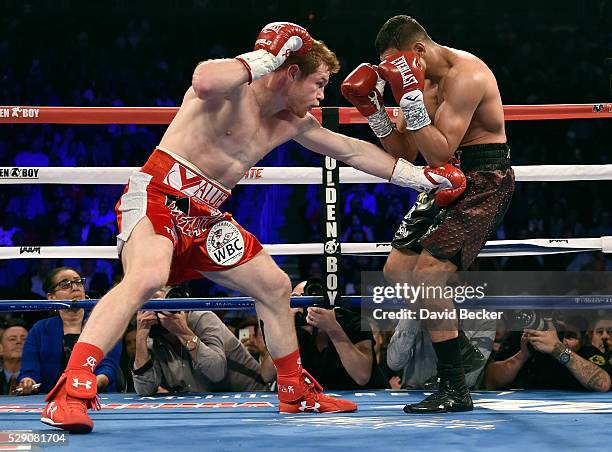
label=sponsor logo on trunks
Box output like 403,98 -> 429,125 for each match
389,55 -> 418,89
0,106 -> 40,119
164,163 -> 229,209
0,168 -> 40,179
19,246 -> 41,255
206,221 -> 245,266
166,198 -> 223,238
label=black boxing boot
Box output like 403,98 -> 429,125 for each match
404,336 -> 473,413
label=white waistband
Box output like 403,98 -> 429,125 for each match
156,146 -> 231,193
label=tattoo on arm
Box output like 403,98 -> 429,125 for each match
567,355 -> 611,392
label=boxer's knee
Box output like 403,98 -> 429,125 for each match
122,261 -> 170,301
259,269 -> 292,305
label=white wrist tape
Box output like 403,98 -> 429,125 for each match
236,49 -> 280,83
367,108 -> 394,138
389,158 -> 435,192
399,90 -> 431,131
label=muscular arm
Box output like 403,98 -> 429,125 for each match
327,330 -> 374,386
191,59 -> 250,99
484,349 -> 530,390
412,72 -> 484,166
294,116 -> 397,180
379,115 -> 420,162
559,344 -> 611,392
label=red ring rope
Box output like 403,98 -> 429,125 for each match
0,104 -> 611,124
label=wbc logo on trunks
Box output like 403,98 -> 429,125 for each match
206,220 -> 245,266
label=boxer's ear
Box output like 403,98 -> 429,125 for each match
413,42 -> 426,57
287,64 -> 301,80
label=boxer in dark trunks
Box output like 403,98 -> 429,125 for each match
342,15 -> 514,413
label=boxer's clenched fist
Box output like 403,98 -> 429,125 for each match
237,22 -> 312,83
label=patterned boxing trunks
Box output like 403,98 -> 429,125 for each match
391,143 -> 515,270
115,148 -> 263,285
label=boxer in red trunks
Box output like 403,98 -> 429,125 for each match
41,22 -> 467,433
342,15 -> 514,413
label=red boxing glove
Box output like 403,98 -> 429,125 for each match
341,64 -> 382,116
237,22 -> 312,83
341,64 -> 394,138
378,51 -> 430,130
424,164 -> 467,206
254,22 -> 312,57
390,160 -> 466,206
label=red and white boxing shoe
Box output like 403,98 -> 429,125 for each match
278,369 -> 357,413
41,369 -> 100,434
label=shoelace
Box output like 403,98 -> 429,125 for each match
66,394 -> 101,412
301,370 -> 323,402
413,389 -> 447,406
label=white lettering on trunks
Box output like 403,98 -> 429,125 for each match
164,163 -> 228,209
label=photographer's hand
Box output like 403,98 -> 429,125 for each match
306,307 -> 342,334
134,311 -> 157,368
136,310 -> 158,332
158,311 -> 193,337
520,331 -> 533,358
524,320 -> 561,354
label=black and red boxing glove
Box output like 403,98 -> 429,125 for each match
341,64 -> 394,138
378,51 -> 430,131
390,160 -> 466,206
236,22 -> 312,83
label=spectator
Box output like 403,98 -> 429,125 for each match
236,316 -> 276,384
132,287 -> 268,395
16,267 -> 121,394
587,317 -> 611,362
485,317 -> 611,392
386,317 -> 494,389
118,324 -> 137,393
289,280 -> 389,389
0,320 -> 28,394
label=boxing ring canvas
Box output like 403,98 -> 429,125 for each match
1,390 -> 611,451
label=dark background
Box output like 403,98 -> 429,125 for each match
0,0 -> 611,301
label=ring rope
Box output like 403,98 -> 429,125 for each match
3,237 -> 610,260
1,104 -> 612,124
1,295 -> 611,312
2,165 -> 612,185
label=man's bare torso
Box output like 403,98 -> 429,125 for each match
158,87 -> 311,189
423,47 -> 506,147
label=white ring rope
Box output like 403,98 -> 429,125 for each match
3,237 -> 611,260
2,164 -> 612,185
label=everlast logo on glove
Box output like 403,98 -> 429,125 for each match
389,55 -> 418,88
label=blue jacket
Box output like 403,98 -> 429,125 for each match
19,315 -> 122,393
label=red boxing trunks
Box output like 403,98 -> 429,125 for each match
116,148 -> 263,284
